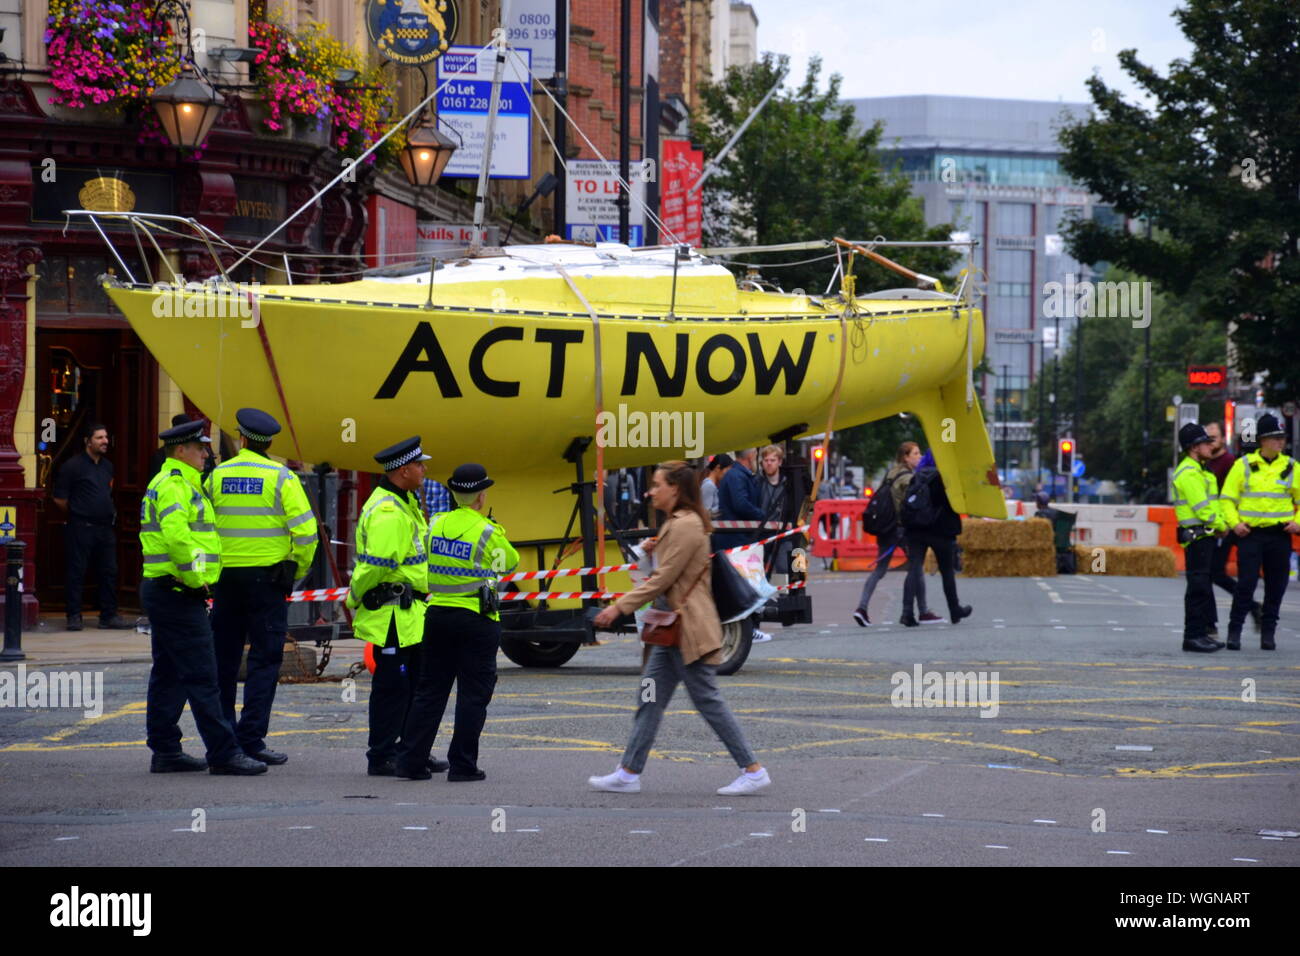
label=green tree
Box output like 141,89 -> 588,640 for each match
1056,0 -> 1300,403
1029,266 -> 1229,499
691,54 -> 959,297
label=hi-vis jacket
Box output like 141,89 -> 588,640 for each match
426,505 -> 519,622
1171,456 -> 1226,545
346,483 -> 428,647
1219,451 -> 1300,529
205,450 -> 318,576
140,457 -> 221,588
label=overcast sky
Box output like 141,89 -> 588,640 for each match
743,0 -> 1194,106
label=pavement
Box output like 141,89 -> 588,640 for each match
2,568 -> 1298,867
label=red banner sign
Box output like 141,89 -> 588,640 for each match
660,139 -> 704,247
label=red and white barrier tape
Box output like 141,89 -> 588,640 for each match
503,590 -> 626,601
712,519 -> 787,529
499,562 -> 638,582
287,586 -> 351,603
714,524 -> 810,556
776,580 -> 807,591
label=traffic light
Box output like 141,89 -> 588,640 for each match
1057,437 -> 1076,476
812,445 -> 826,468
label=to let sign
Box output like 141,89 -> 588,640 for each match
1187,365 -> 1227,388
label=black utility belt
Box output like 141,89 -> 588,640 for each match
1177,525 -> 1210,543
160,576 -> 208,598
1245,523 -> 1290,533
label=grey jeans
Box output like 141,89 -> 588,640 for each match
857,531 -> 928,614
621,644 -> 758,774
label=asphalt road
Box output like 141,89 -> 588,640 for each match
2,569 -> 1298,867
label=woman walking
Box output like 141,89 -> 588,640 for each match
590,460 -> 770,796
854,442 -> 939,626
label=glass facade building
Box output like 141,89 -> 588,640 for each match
850,95 -> 1110,483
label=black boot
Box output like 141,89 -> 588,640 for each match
1225,628 -> 1242,651
1261,629 -> 1276,651
1182,637 -> 1221,653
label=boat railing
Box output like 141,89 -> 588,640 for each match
62,209 -> 236,288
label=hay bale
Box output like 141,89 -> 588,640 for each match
956,517 -> 1054,551
1073,545 -> 1176,577
921,544 -> 1056,577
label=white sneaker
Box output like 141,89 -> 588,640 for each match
588,770 -> 641,793
717,768 -> 771,795
751,630 -> 773,643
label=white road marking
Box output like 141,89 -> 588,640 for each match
985,844 -> 1009,849
1048,592 -> 1063,603
403,826 -> 429,831
992,618 -> 1005,622
1116,745 -> 1154,752
1261,836 -> 1284,841
1107,620 -> 1118,624
1049,618 -> 1061,623
817,809 -> 841,813
171,828 -> 193,832
713,806 -> 732,811
54,836 -> 80,841
994,625 -> 1006,629
1112,627 -> 1126,631
1233,858 -> 1259,862
922,813 -> 944,818
1033,819 -> 1057,824
394,802 -> 418,806
863,837 -> 889,842
1053,625 -> 1067,629
1106,850 -> 1132,855
286,825 -> 315,830
749,832 -> 773,837
515,828 -> 541,833
629,830 -> 655,834
1146,829 -> 1168,834
1258,830 -> 1299,838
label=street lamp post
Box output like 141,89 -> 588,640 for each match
398,66 -> 461,189
148,0 -> 224,150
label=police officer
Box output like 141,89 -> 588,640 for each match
349,437 -> 435,776
395,464 -> 519,782
206,408 -> 318,766
1220,413 -> 1300,650
139,420 -> 266,775
1172,423 -> 1227,653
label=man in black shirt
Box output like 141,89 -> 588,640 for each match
52,423 -> 133,630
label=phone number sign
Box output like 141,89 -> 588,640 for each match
437,46 -> 532,179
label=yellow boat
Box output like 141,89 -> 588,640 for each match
101,237 -> 1002,512
83,213 -> 1004,666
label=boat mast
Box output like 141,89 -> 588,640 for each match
470,20 -> 510,254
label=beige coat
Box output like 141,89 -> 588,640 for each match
614,509 -> 723,666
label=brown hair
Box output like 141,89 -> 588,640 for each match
656,460 -> 713,533
895,441 -> 919,465
760,443 -> 785,461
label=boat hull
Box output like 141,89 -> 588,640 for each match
108,282 -> 1006,546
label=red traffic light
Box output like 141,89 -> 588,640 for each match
812,447 -> 825,460
863,486 -> 874,498
1060,439 -> 1073,453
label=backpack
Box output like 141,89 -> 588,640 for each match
900,468 -> 942,530
862,473 -> 900,537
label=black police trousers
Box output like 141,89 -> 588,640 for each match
211,565 -> 290,755
397,606 -> 500,776
1229,527 -> 1292,634
140,577 -> 240,764
65,520 -> 118,619
367,617 -> 423,766
1182,535 -> 1217,643
1208,534 -> 1238,626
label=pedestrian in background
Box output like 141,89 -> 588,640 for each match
1172,423 -> 1227,653
589,461 -> 770,796
52,422 -> 133,631
1219,413 -> 1300,650
758,444 -> 796,574
899,450 -> 971,626
206,408 -> 318,766
700,453 -> 733,520
139,419 -> 265,776
420,474 -> 453,521
854,441 -> 937,626
712,447 -> 764,552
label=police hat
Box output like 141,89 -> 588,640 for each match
236,407 -> 281,443
447,463 -> 494,493
1256,412 -> 1286,438
1179,422 -> 1212,450
374,436 -> 431,471
160,419 -> 212,446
